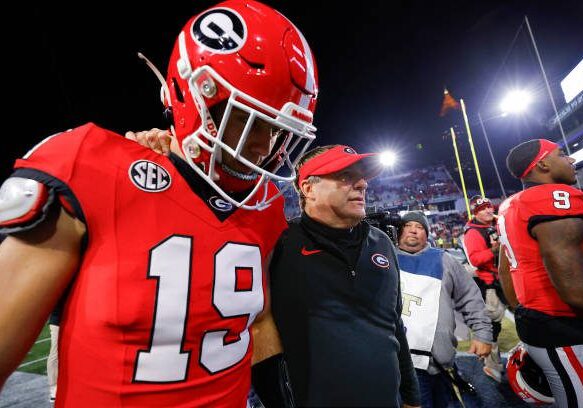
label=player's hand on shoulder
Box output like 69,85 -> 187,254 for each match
125,128 -> 171,155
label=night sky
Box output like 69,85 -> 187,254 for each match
5,0 -> 583,195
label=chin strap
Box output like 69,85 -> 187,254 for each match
220,163 -> 259,181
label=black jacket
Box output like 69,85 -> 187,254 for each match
270,214 -> 420,407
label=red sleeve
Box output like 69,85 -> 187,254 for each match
523,184 -> 583,236
14,123 -> 97,184
464,228 -> 494,268
12,123 -> 122,223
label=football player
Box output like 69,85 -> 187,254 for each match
0,1 -> 318,406
498,139 -> 582,408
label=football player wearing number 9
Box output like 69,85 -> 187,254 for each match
0,1 -> 317,406
497,139 -> 583,408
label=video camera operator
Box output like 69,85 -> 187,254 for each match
462,195 -> 507,383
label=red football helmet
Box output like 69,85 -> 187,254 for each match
160,0 -> 318,209
506,343 -> 554,405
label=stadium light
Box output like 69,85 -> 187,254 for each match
379,150 -> 397,167
499,90 -> 532,115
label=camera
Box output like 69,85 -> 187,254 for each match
365,211 -> 402,244
486,226 -> 499,242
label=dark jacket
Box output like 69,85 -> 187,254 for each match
270,214 -> 420,407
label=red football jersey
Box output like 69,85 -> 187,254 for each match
497,183 -> 583,317
15,123 -> 288,407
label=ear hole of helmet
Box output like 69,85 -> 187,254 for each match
172,78 -> 184,103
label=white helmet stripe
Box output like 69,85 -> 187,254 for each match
293,25 -> 316,109
177,31 -> 193,79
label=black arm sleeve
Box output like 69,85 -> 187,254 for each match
252,353 -> 295,408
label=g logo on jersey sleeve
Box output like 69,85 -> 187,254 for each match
129,160 -> 172,192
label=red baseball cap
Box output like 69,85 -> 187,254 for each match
298,145 -> 383,185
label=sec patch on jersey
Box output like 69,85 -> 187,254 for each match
128,160 -> 172,192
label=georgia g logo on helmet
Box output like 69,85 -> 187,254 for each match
192,8 -> 247,53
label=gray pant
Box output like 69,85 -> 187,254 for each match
525,343 -> 583,408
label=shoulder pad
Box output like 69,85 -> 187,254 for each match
0,177 -> 55,234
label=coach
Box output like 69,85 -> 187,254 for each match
269,145 -> 420,407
